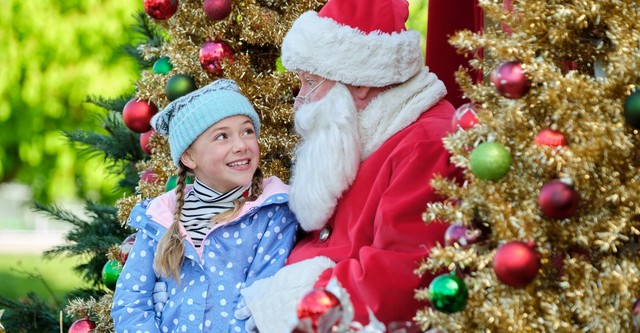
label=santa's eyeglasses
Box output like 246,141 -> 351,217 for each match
293,78 -> 327,105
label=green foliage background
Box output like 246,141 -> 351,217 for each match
0,0 -> 426,205
0,0 -> 141,203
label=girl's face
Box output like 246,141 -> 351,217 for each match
181,115 -> 259,192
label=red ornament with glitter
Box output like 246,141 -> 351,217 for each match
490,60 -> 531,99
144,0 -> 179,20
538,179 -> 579,219
119,233 -> 137,263
68,316 -> 96,333
493,241 -> 540,288
203,0 -> 232,21
451,103 -> 479,131
199,40 -> 235,76
123,99 -> 158,133
140,129 -> 155,155
535,129 -> 566,147
296,289 -> 342,333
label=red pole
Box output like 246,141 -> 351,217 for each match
425,0 -> 483,108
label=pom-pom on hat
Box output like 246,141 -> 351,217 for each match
151,79 -> 260,167
281,0 -> 423,87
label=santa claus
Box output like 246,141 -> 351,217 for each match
240,0 -> 465,331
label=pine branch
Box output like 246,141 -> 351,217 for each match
63,112 -> 147,167
0,293 -> 68,333
121,11 -> 168,69
36,202 -> 133,285
85,94 -> 134,113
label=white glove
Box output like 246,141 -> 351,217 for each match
242,257 -> 335,333
234,297 -> 258,332
152,281 -> 168,318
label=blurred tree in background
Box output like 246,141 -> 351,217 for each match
0,0 -> 141,204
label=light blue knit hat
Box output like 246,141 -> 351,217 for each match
151,79 -> 261,166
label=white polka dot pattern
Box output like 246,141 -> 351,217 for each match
111,192 -> 298,333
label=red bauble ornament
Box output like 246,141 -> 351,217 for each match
68,316 -> 96,333
122,99 -> 158,133
144,0 -> 179,20
119,233 -> 137,263
535,129 -> 566,147
538,180 -> 579,219
296,289 -> 342,333
451,103 -> 479,131
444,222 -> 484,247
493,241 -> 540,288
203,0 -> 232,20
140,130 -> 155,155
199,40 -> 235,76
490,61 -> 531,99
140,168 -> 160,184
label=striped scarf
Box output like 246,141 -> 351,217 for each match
180,178 -> 250,248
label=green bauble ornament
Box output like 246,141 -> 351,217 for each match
428,273 -> 468,313
469,142 -> 512,181
275,56 -> 285,73
102,259 -> 123,291
165,175 -> 194,192
166,74 -> 197,101
624,91 -> 640,129
152,57 -> 173,75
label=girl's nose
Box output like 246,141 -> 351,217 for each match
232,136 -> 248,152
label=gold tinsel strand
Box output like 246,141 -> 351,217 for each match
65,295 -> 114,333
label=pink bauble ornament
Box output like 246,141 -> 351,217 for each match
490,61 -> 531,99
199,40 -> 234,76
144,0 -> 178,20
538,180 -> 579,219
444,222 -> 484,247
122,99 -> 158,133
68,316 -> 96,333
296,289 -> 342,333
535,129 -> 566,147
140,129 -> 155,155
493,241 -> 540,288
203,0 -> 232,20
451,103 -> 479,131
633,299 -> 640,331
119,233 -> 137,263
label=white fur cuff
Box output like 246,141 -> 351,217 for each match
242,257 -> 336,333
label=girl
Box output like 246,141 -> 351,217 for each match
111,79 -> 298,333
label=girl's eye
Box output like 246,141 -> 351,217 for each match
243,128 -> 255,135
214,133 -> 228,141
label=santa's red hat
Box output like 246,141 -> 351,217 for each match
281,0 -> 423,87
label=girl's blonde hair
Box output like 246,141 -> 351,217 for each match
153,167 -> 264,283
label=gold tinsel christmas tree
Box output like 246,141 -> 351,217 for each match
65,0 -> 324,331
416,0 -> 640,332
117,0 -> 324,222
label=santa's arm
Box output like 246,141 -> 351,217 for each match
241,256 -> 335,332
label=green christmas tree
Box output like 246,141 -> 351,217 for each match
417,0 -> 640,331
71,1 -> 326,331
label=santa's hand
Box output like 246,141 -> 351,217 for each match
242,257 -> 335,332
152,281 -> 168,318
234,297 -> 257,332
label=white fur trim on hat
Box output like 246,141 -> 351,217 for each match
281,11 -> 423,87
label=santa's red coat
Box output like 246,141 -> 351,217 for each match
287,100 -> 462,325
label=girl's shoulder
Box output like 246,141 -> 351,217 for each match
261,176 -> 289,195
233,177 -> 290,219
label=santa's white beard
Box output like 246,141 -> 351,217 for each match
289,83 -> 361,231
